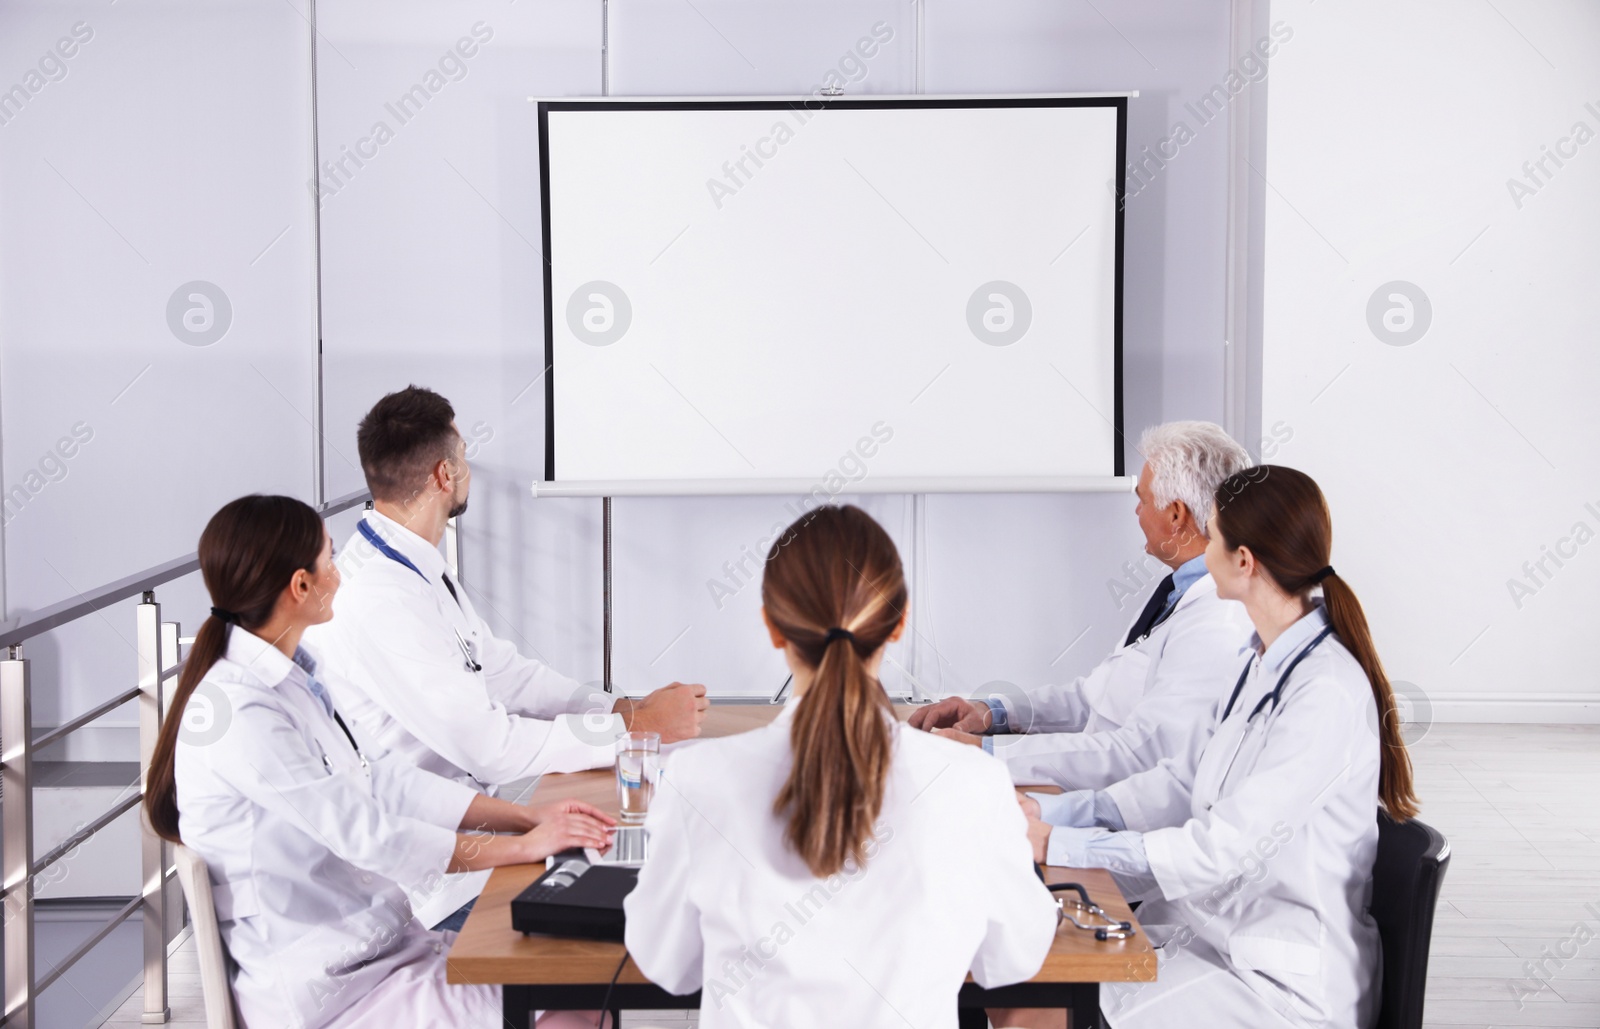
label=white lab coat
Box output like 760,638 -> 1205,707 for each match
1099,607 -> 1383,1029
305,510 -> 624,924
174,628 -> 501,1029
624,699 -> 1059,1029
994,573 -> 1253,791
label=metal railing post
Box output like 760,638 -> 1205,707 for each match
2,644 -> 35,1029
159,621 -> 185,943
159,622 -> 180,683
137,594 -> 170,1024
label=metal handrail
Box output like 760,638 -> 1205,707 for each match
30,688 -> 142,753
0,784 -> 144,905
0,488 -> 370,648
34,894 -> 143,996
33,789 -> 141,880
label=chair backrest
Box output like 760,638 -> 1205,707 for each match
1369,812 -> 1450,1029
174,844 -> 240,1029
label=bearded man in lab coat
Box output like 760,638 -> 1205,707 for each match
306,385 -> 707,929
909,421 -> 1254,794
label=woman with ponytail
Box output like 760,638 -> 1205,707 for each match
625,505 -> 1057,1028
146,495 -> 617,1029
1009,466 -> 1417,1029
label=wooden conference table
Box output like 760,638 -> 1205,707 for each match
448,704 -> 1155,1028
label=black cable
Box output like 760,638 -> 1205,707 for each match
596,948 -> 628,1028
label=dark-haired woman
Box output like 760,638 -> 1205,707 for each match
623,505 -> 1058,1028
1010,466 -> 1419,1029
145,495 -> 616,1028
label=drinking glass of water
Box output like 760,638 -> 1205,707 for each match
615,731 -> 660,826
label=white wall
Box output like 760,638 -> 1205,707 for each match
3,0 -> 1240,736
1261,0 -> 1600,721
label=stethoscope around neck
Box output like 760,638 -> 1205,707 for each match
357,519 -> 482,673
1221,624 -> 1335,723
1212,625 -> 1334,789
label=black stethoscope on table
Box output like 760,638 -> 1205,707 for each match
357,520 -> 482,673
1032,863 -> 1136,941
1045,879 -> 1137,941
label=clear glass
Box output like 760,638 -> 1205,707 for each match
615,731 -> 661,826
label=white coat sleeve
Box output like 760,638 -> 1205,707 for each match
1099,753 -> 1202,833
968,761 -> 1061,988
1014,676 -> 1096,734
208,696 -> 458,888
345,594 -> 614,781
366,751 -> 478,830
623,761 -> 704,995
1142,667 -> 1372,901
996,615 -> 1249,790
472,612 -> 619,725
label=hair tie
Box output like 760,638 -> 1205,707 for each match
210,606 -> 239,625
1310,566 -> 1336,585
823,627 -> 856,646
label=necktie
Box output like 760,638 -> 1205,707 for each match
1123,573 -> 1176,646
441,572 -> 462,609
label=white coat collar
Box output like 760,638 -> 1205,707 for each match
221,626 -> 318,692
362,509 -> 450,582
1116,571 -> 1219,649
1171,571 -> 1220,612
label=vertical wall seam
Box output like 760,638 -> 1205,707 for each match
1223,0 -> 1263,451
309,0 -> 327,505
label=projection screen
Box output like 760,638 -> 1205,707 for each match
536,95 -> 1127,496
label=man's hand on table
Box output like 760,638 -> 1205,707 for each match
616,682 -> 709,743
907,696 -> 993,733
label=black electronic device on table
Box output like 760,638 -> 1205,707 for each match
510,849 -> 639,941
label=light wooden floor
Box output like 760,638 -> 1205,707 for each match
98,723 -> 1600,1029
1409,723 -> 1600,1028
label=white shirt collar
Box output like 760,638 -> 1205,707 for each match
362,508 -> 450,583
1168,553 -> 1209,599
1253,601 -> 1332,674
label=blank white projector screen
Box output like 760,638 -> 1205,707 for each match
539,96 -> 1126,493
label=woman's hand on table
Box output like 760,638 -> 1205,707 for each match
520,801 -> 617,863
448,801 -> 617,871
527,799 -> 615,829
